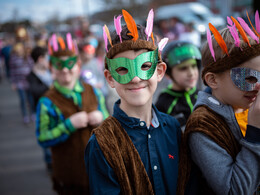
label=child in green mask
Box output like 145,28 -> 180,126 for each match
155,41 -> 201,131
84,9 -> 181,194
36,33 -> 108,194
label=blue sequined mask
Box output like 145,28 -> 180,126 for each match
230,67 -> 260,91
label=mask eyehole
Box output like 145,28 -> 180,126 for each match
116,67 -> 128,75
141,62 -> 152,71
245,76 -> 258,84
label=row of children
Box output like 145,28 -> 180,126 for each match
35,8 -> 260,195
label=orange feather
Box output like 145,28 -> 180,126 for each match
57,37 -> 66,50
104,25 -> 113,47
246,11 -> 260,38
231,16 -> 251,47
122,9 -> 139,41
151,32 -> 155,45
209,23 -> 229,56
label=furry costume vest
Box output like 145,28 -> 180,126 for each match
44,83 -> 97,195
177,105 -> 241,195
93,116 -> 154,195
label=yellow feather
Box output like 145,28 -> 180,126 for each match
104,25 -> 113,47
122,9 -> 139,41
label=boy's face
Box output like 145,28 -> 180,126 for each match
171,59 -> 199,91
104,49 -> 166,109
51,56 -> 80,86
213,56 -> 260,110
37,54 -> 49,70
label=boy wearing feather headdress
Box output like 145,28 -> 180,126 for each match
177,13 -> 260,195
36,33 -> 108,194
84,9 -> 181,194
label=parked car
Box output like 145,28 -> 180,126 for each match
155,2 -> 225,35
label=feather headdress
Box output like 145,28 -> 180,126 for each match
246,11 -> 260,38
207,28 -> 216,61
114,15 -> 123,43
209,23 -> 229,56
145,9 -> 154,41
122,9 -> 139,41
231,16 -> 251,47
227,16 -> 241,49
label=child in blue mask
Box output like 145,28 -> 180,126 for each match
84,9 -> 181,194
178,14 -> 260,195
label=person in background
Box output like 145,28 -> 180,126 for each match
9,42 -> 34,124
27,46 -> 53,173
156,41 -> 201,131
177,14 -> 260,194
85,9 -> 181,194
36,33 -> 107,194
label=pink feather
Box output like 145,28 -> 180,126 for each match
66,33 -> 73,50
103,26 -> 108,52
114,15 -> 123,43
237,17 -> 259,43
52,34 -> 58,52
256,10 -> 260,33
227,16 -> 233,26
158,37 -> 169,52
145,9 -> 154,41
207,28 -> 216,62
227,16 -> 241,48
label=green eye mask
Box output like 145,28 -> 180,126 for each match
106,49 -> 158,84
50,56 -> 78,70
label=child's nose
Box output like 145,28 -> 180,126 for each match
130,76 -> 141,83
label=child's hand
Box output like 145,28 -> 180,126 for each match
88,110 -> 103,126
248,83 -> 260,128
69,111 -> 88,129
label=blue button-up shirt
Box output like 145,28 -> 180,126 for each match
85,100 -> 181,195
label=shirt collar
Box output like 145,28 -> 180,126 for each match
113,99 -> 166,129
54,80 -> 84,95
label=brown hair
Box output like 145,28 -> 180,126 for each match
201,27 -> 260,85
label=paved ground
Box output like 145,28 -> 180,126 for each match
0,78 -> 56,195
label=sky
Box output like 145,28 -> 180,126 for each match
0,0 -> 103,23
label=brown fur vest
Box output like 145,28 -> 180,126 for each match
177,105 -> 241,195
44,83 -> 97,195
93,116 -> 154,195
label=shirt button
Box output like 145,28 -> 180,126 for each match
140,121 -> 145,126
148,134 -> 151,139
154,165 -> 158,170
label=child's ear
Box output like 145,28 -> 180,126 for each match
104,69 -> 115,88
204,72 -> 218,89
156,62 -> 167,82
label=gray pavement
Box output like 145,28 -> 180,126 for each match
0,78 -> 56,195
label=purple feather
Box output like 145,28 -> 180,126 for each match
237,17 -> 259,43
103,26 -> 108,52
114,15 -> 122,43
145,9 -> 154,41
227,16 -> 241,48
207,28 -> 216,62
256,10 -> 260,33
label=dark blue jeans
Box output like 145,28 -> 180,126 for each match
17,88 -> 34,117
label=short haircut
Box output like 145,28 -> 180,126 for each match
31,46 -> 47,63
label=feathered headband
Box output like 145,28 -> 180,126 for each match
203,11 -> 260,80
103,9 -> 168,60
48,33 -> 78,57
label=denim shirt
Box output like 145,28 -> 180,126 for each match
85,100 -> 181,195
